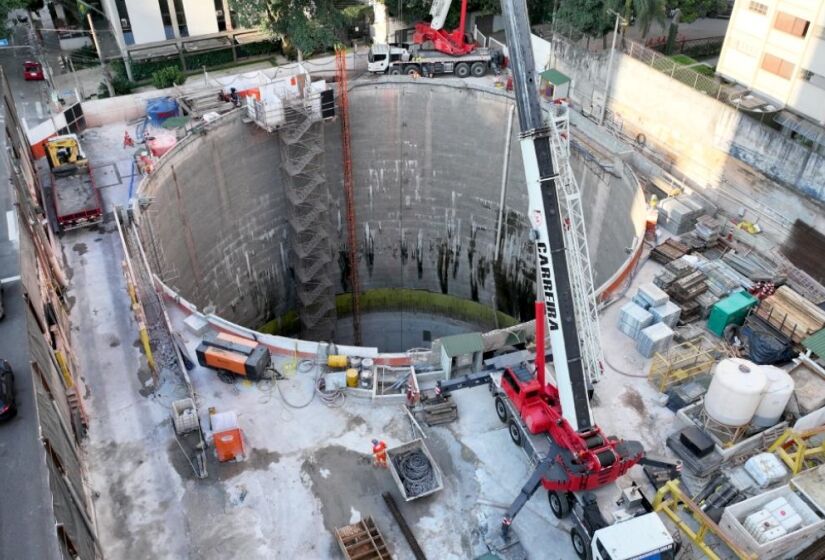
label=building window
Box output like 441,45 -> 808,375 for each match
774,11 -> 809,37
761,53 -> 795,79
748,1 -> 768,15
730,37 -> 758,56
800,69 -> 825,89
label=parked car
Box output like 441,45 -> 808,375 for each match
0,360 -> 16,421
23,61 -> 44,81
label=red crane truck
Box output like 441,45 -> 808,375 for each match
434,1 -> 681,557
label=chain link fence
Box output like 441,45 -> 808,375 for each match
623,39 -> 734,101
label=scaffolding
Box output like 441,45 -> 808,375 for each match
279,91 -> 337,340
546,102 -> 603,384
335,48 -> 362,345
769,426 -> 825,474
648,336 -> 722,392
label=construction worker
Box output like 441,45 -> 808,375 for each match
123,130 -> 134,148
371,438 -> 387,468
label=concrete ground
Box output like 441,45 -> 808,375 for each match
70,234 -> 685,560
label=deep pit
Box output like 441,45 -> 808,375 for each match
137,80 -> 645,351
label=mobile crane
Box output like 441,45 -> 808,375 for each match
367,0 -> 496,77
433,1 -> 680,557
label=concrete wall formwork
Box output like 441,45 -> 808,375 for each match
138,80 -> 643,336
543,35 -> 825,238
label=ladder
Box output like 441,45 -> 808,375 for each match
546,101 -> 604,384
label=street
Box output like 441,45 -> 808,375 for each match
0,23 -> 64,560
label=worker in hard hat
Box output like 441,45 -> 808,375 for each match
371,438 -> 387,468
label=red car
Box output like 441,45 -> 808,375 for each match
23,61 -> 44,81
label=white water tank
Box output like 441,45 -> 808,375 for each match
705,358 -> 767,427
752,365 -> 795,428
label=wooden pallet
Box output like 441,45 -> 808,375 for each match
756,285 -> 825,343
420,400 -> 458,426
335,517 -> 391,560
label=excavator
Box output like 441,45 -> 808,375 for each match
434,1 -> 682,557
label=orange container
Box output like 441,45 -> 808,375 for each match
214,428 -> 245,462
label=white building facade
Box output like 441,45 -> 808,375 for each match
717,0 -> 825,124
102,0 -> 234,46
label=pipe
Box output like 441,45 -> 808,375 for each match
494,104 -> 515,258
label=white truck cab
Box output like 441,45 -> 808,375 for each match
367,43 -> 411,73
569,484 -> 677,560
584,513 -> 676,560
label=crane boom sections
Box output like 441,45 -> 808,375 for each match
501,0 -> 593,432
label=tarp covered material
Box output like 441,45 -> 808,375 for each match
803,328 -> 825,360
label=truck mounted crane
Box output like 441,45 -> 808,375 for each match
412,0 -> 476,56
433,0 -> 681,557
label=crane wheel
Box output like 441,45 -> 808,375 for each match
548,491 -> 571,518
570,527 -> 591,560
455,62 -> 470,78
470,62 -> 486,77
405,65 -> 421,77
508,419 -> 522,446
494,396 -> 508,423
389,67 -> 402,76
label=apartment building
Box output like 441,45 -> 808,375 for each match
717,0 -> 825,125
102,0 -> 234,45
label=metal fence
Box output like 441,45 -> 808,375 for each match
623,39 -> 732,100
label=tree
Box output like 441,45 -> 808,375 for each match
673,0 -> 718,23
555,0 -> 623,45
231,0 -> 345,59
623,0 -> 666,37
0,0 -> 28,38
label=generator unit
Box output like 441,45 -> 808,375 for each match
196,332 -> 271,380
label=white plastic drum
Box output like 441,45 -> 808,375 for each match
704,358 -> 767,427
752,365 -> 795,428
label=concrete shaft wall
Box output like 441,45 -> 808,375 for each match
138,81 -> 642,331
545,35 -> 825,239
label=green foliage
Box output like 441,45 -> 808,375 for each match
674,0 -> 718,23
232,0 -> 345,58
670,53 -> 697,65
237,39 -> 281,59
151,65 -> 186,89
69,45 -> 99,69
624,0 -> 666,37
130,58 -> 182,82
0,0 -> 27,38
97,74 -> 135,98
555,0 -> 619,40
183,48 -> 234,70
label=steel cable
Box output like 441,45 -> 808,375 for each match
392,450 -> 436,497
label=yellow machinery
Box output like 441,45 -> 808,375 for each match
653,479 -> 756,560
768,426 -> 825,474
46,134 -> 88,170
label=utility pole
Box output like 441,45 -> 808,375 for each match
87,12 -> 114,97
598,9 -> 626,126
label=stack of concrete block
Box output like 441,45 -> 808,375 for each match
637,323 -> 675,358
618,302 -> 653,340
638,283 -> 669,307
659,196 -> 704,234
650,300 -> 681,327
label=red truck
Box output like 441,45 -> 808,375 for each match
51,166 -> 103,232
